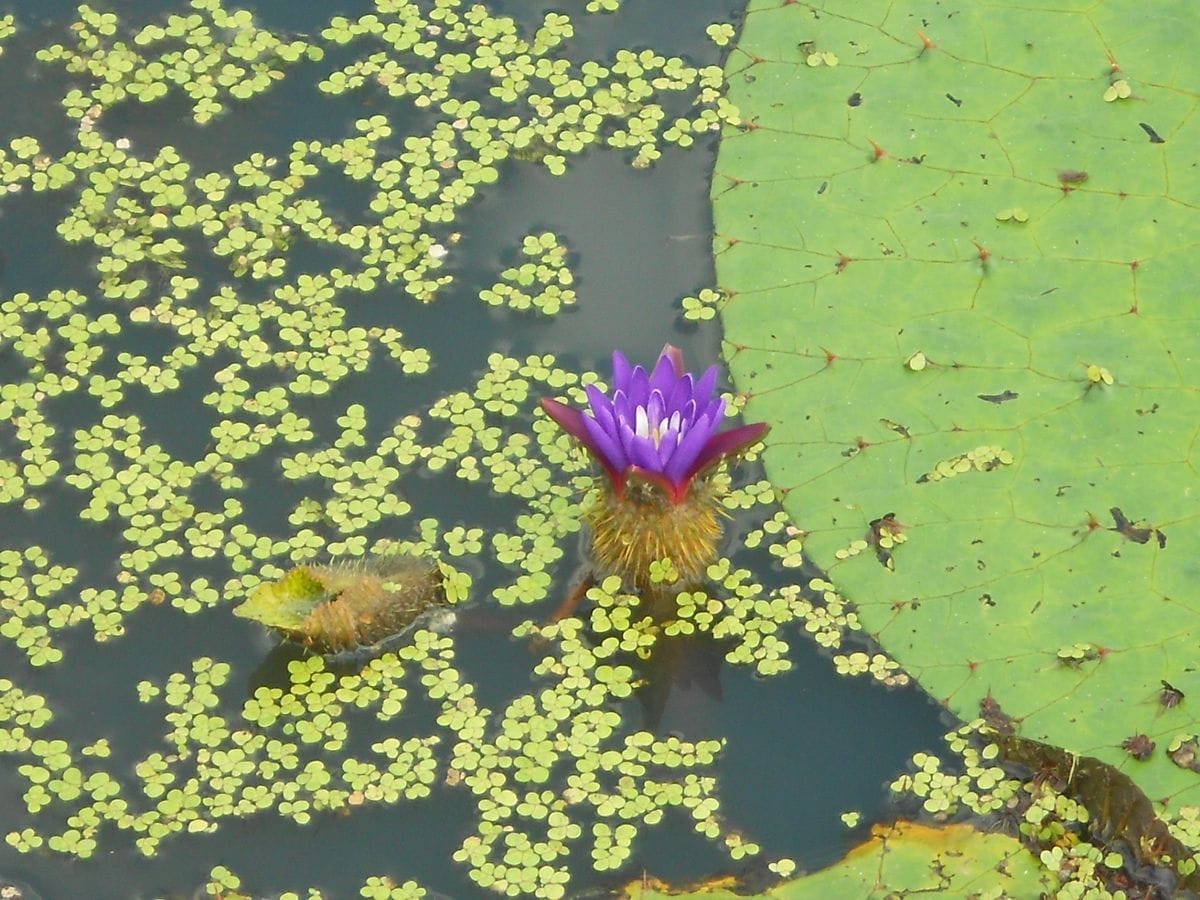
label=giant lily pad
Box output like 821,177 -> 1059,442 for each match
622,821 -> 1055,897
717,0 -> 1200,814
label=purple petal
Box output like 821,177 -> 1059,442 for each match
626,366 -> 650,409
665,373 -> 693,414
663,413 -> 717,483
540,397 -> 590,444
582,414 -> 628,472
611,351 -> 633,393
655,424 -> 680,467
648,350 -> 680,396
679,398 -> 698,428
585,384 -> 617,433
689,422 -> 770,478
628,435 -> 664,473
542,396 -> 628,486
616,415 -> 639,462
659,344 -> 685,377
646,389 -> 665,428
699,396 -> 725,424
612,390 -> 634,432
693,365 -> 718,404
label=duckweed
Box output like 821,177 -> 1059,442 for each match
38,1 -> 320,123
0,1 -> 910,896
480,232 -> 577,315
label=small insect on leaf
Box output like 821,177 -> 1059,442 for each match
1058,169 -> 1089,186
1103,79 -> 1132,102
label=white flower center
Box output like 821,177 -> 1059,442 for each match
634,405 -> 685,448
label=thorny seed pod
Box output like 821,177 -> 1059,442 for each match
234,554 -> 448,654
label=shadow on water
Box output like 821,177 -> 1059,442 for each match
0,1 -> 953,897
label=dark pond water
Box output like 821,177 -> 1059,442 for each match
0,1 -> 950,897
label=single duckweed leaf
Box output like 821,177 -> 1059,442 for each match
718,0 -> 1200,830
1103,79 -> 1132,102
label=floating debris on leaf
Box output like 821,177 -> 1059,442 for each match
1168,735 -> 1200,773
233,554 -> 448,653
1086,363 -> 1115,386
917,445 -> 1014,483
1139,122 -> 1166,144
1056,642 -> 1101,666
1122,734 -> 1155,761
994,208 -> 1029,223
1110,507 -> 1166,548
867,512 -> 906,570
996,732 -> 1200,894
980,690 -> 1018,734
977,389 -> 1019,403
1161,680 -> 1186,709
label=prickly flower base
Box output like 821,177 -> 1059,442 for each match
586,472 -> 729,592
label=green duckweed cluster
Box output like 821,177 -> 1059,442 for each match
0,0 -> 739,659
679,287 -> 724,322
0,620 -> 735,897
202,863 -> 431,900
38,1 -> 320,123
480,232 -> 576,314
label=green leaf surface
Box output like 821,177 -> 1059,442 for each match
718,0 -> 1200,811
234,565 -> 330,631
622,822 -> 1054,897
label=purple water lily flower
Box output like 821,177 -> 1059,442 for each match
541,344 -> 768,504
